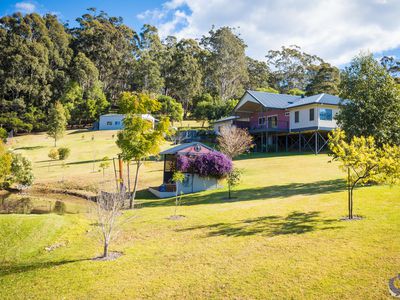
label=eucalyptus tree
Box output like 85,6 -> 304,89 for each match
245,57 -> 270,90
306,63 -> 340,96
72,8 -> 138,104
201,27 -> 248,100
266,45 -> 323,92
168,38 -> 203,114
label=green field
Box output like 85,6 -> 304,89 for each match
0,131 -> 399,299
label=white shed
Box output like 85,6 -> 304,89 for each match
98,114 -> 156,130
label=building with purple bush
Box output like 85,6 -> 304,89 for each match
148,142 -> 232,198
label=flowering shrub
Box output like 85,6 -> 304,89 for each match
176,154 -> 191,172
176,152 -> 232,179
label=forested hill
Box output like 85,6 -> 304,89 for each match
0,8 -> 397,133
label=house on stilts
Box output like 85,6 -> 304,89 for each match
213,90 -> 342,154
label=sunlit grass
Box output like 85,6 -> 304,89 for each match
1,133 -> 399,299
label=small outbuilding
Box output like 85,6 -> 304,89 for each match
148,142 -> 222,198
98,114 -> 156,130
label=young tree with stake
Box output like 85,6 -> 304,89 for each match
328,129 -> 400,219
47,101 -> 67,147
217,126 -> 252,199
91,192 -> 134,258
116,92 -> 170,209
172,171 -> 185,217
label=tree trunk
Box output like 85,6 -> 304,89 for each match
349,186 -> 354,219
174,182 -> 179,216
130,160 -> 141,209
228,182 -> 231,199
103,241 -> 109,258
54,137 -> 57,147
347,168 -> 351,219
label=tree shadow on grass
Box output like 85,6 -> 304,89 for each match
0,258 -> 90,276
139,178 -> 346,207
177,211 -> 341,237
14,146 -> 45,151
234,151 -> 317,161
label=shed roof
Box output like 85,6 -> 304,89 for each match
160,142 -> 214,155
213,116 -> 240,123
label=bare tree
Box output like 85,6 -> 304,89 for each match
90,192 -> 134,258
217,126 -> 253,159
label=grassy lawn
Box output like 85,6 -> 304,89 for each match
1,134 -> 399,299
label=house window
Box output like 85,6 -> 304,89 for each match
267,116 -> 278,128
106,121 -> 112,126
320,108 -> 333,121
258,117 -> 266,125
295,111 -> 299,123
115,121 -> 120,125
309,108 -> 315,121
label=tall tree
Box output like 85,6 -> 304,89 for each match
167,38 -> 203,114
201,27 -> 248,100
0,13 -> 72,131
47,101 -> 67,147
336,53 -> 400,145
381,56 -> 400,84
306,63 -> 340,96
72,9 -> 138,104
133,25 -> 164,93
245,57 -> 270,90
266,45 -> 323,92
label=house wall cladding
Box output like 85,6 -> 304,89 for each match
289,104 -> 339,130
249,109 -> 289,129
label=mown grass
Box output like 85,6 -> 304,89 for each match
1,135 -> 399,299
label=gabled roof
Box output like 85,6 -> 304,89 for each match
159,142 -> 214,155
286,93 -> 341,108
247,90 -> 301,109
235,90 -> 343,112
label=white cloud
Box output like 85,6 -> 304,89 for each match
138,0 -> 400,65
15,2 -> 36,14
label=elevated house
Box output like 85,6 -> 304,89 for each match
148,142 -> 221,198
215,90 -> 342,154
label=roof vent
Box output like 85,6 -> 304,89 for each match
288,101 -> 294,104
301,94 -> 305,98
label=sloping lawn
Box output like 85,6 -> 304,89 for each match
0,153 -> 399,299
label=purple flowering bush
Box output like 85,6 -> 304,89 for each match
176,152 -> 232,179
176,154 -> 191,172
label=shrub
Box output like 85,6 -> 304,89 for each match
9,153 -> 34,188
15,197 -> 33,214
53,200 -> 66,215
176,155 -> 191,172
58,147 -> 71,160
177,152 -> 232,179
0,128 -> 7,142
48,148 -> 59,160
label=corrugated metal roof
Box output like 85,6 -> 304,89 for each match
247,90 -> 301,109
286,93 -> 342,108
159,142 -> 214,155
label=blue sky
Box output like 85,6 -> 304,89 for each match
1,0 -> 400,66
